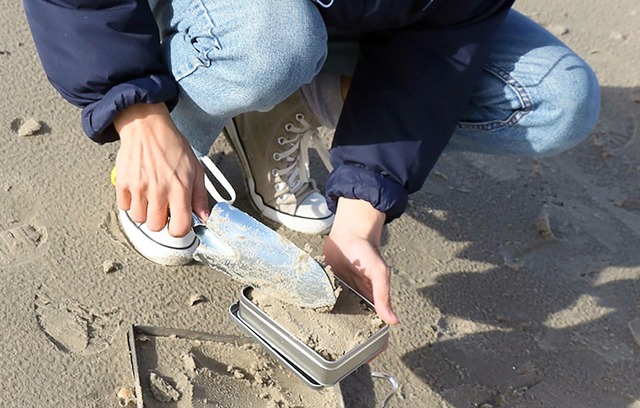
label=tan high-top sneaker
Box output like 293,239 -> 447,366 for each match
223,90 -> 334,234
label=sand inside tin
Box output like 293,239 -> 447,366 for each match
248,282 -> 386,361
135,335 -> 341,408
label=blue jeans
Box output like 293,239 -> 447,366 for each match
449,10 -> 600,156
151,2 -> 600,159
149,0 -> 328,155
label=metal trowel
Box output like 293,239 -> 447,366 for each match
191,202 -> 336,309
113,157 -> 336,308
189,156 -> 335,308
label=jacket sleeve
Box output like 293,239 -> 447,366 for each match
23,0 -> 178,144
321,0 -> 514,222
315,0 -> 432,31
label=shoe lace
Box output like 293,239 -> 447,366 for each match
271,113 -> 333,200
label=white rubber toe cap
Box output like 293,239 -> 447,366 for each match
271,192 -> 334,235
117,209 -> 198,266
295,192 -> 332,219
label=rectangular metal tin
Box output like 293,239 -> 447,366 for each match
231,281 -> 390,387
229,304 -> 325,389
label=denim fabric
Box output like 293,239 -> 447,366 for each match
145,2 -> 600,221
448,10 -> 601,156
149,0 -> 328,155
325,10 -> 600,158
148,4 -> 598,161
322,9 -> 600,220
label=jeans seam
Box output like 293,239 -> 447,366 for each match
458,62 -> 533,131
174,0 -> 220,81
195,0 -> 221,61
195,0 -> 217,29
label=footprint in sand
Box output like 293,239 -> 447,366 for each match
0,222 -> 47,265
99,211 -> 132,251
33,290 -> 121,355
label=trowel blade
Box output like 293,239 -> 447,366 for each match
192,202 -> 336,309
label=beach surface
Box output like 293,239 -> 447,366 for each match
1,1 -> 639,406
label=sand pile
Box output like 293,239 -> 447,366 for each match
248,281 -> 386,361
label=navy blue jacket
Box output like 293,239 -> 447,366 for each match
24,0 -> 514,221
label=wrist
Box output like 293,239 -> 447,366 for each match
113,102 -> 172,138
332,197 -> 385,246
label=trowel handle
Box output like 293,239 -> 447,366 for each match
191,206 -> 237,265
191,212 -> 205,227
200,156 -> 237,204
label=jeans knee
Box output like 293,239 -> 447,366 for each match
173,0 -> 327,118
232,3 -> 327,110
535,57 -> 601,156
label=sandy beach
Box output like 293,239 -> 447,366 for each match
1,0 -> 640,406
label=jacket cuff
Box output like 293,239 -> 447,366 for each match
325,164 -> 409,223
81,75 -> 179,144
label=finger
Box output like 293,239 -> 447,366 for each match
116,184 -> 132,211
167,187 -> 192,237
191,164 -> 210,221
128,193 -> 149,224
145,192 -> 169,232
114,155 -> 133,212
323,238 -> 363,294
122,168 -> 149,222
371,266 -> 399,325
114,164 -> 131,211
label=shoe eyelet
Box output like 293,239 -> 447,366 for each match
277,137 -> 287,145
271,169 -> 279,177
295,113 -> 305,121
284,123 -> 294,132
273,152 -> 281,161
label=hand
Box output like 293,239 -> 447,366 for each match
113,103 -> 209,237
322,198 -> 399,325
